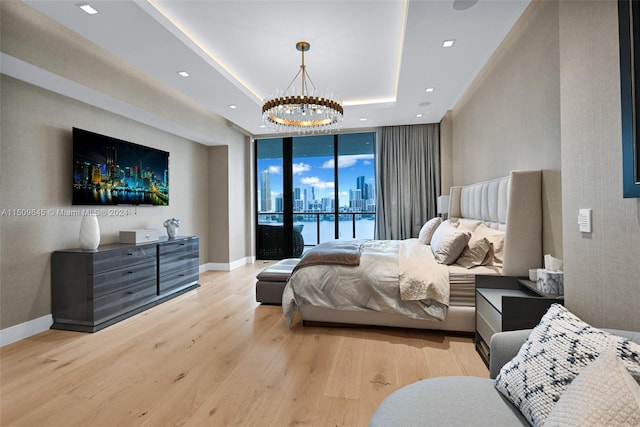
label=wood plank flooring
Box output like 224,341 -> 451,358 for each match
0,261 -> 488,426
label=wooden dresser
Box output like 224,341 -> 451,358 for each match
51,236 -> 199,332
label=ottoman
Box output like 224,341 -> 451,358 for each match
255,258 -> 300,304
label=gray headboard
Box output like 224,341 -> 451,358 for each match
448,170 -> 542,276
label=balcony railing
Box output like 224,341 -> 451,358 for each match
257,211 -> 376,247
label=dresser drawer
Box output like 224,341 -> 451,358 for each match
476,310 -> 500,346
476,292 -> 502,335
92,279 -> 157,322
90,245 -> 156,274
159,251 -> 199,276
158,267 -> 199,294
89,260 -> 157,298
158,238 -> 198,257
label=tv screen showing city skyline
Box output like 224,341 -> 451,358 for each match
72,128 -> 169,206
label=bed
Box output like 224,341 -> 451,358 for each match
282,170 -> 542,332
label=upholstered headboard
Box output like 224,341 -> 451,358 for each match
448,170 -> 542,276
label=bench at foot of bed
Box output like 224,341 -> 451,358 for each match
255,258 -> 300,305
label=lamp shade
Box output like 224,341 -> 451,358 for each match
437,195 -> 450,214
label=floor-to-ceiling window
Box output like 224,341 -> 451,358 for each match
256,132 -> 375,259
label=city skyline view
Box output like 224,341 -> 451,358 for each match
258,153 -> 375,212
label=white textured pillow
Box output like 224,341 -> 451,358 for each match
417,217 -> 441,245
430,222 -> 471,265
473,224 -> 505,266
495,304 -> 640,427
544,350 -> 640,427
455,236 -> 491,269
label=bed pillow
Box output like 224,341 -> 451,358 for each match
472,224 -> 505,266
417,217 -> 441,245
456,218 -> 482,232
494,304 -> 640,427
429,222 -> 471,265
544,350 -> 640,427
455,235 -> 492,268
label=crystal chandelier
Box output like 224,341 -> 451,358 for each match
262,41 -> 344,133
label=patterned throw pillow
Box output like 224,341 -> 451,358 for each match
544,350 -> 640,426
494,304 -> 640,427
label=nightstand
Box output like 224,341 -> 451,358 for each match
475,275 -> 564,366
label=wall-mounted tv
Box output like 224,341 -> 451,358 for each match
72,128 -> 169,206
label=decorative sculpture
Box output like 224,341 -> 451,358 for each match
163,218 -> 180,239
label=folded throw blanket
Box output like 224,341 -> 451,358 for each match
294,240 -> 363,271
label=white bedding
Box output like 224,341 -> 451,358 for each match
283,239 -> 454,326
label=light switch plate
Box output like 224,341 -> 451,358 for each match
578,208 -> 592,233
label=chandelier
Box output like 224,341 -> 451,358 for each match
262,41 -> 344,133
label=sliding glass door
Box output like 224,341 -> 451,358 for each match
256,132 -> 375,259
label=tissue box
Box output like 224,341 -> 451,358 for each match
536,269 -> 564,295
119,229 -> 159,244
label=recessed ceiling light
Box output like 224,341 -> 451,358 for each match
442,40 -> 455,48
360,117 -> 368,122
425,87 -> 434,93
452,0 -> 478,11
228,105 -> 237,109
259,124 -> 266,128
177,71 -> 190,77
416,113 -> 423,118
77,3 -> 98,15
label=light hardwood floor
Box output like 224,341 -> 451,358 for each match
1,262 -> 488,426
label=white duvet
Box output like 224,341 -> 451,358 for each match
282,238 -> 450,326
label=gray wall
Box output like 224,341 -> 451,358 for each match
450,0 -> 640,330
451,0 -> 563,260
0,2 -> 252,330
559,0 -> 640,330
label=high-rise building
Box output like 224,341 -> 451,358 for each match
357,175 -> 369,200
365,183 -> 373,201
106,146 -> 117,180
275,195 -> 283,212
260,169 -> 272,212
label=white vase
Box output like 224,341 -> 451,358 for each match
79,213 -> 100,250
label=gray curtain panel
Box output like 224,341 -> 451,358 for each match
375,124 -> 440,240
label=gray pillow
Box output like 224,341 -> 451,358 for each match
429,222 -> 471,265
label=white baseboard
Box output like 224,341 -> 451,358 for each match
202,256 -> 255,272
1,314 -> 53,347
2,258 -> 257,347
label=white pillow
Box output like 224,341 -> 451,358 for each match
429,222 -> 471,265
457,218 -> 482,232
544,350 -> 640,427
417,217 -> 441,245
495,304 -> 640,427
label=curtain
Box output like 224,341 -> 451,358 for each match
375,124 -> 440,240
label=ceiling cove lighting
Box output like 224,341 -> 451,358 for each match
262,41 -> 344,133
77,3 -> 98,15
442,40 -> 455,48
